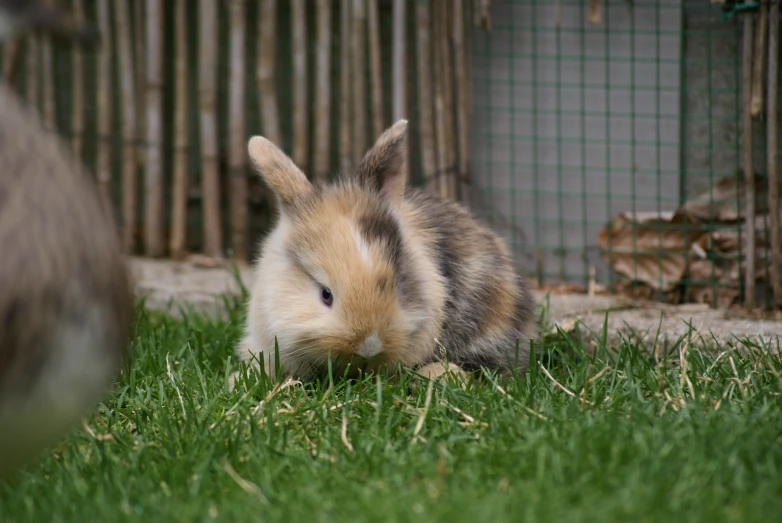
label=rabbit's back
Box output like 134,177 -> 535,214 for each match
402,187 -> 535,373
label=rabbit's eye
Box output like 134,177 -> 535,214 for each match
320,287 -> 334,307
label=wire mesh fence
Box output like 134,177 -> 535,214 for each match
1,0 -> 780,311
470,0 -> 781,310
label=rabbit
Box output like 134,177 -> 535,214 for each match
0,80 -> 134,478
230,119 -> 535,389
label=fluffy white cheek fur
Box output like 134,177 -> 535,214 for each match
243,216 -> 333,375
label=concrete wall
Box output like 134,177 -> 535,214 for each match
679,8 -> 742,198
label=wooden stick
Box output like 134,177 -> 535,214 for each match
71,0 -> 85,159
229,0 -> 248,261
751,0 -> 768,118
116,0 -> 138,254
199,0 -> 223,259
741,12 -> 756,308
170,0 -> 189,259
143,0 -> 164,257
415,0 -> 436,190
313,0 -> 332,182
96,0 -> 112,211
40,35 -> 55,132
258,0 -> 281,146
25,35 -> 38,110
339,0 -> 352,172
351,0 -> 367,165
440,1 -> 456,199
453,0 -> 470,207
367,0 -> 383,138
587,0 -> 602,26
555,0 -> 563,29
475,0 -> 492,31
291,0 -> 308,173
767,0 -> 781,307
392,0 -> 407,181
432,2 -> 448,198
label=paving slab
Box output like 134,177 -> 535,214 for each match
128,257 -> 781,352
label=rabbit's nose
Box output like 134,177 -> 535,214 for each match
356,330 -> 383,359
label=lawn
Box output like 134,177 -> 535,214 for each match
0,294 -> 780,523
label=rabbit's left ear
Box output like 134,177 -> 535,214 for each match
354,119 -> 408,206
247,136 -> 313,210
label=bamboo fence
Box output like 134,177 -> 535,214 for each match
0,0 -> 481,263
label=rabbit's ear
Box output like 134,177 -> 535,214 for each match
354,119 -> 408,206
248,136 -> 312,208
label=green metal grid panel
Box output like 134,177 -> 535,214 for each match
469,0 -> 776,307
470,0 -> 683,286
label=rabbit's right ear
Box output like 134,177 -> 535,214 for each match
248,136 -> 312,208
355,119 -> 408,207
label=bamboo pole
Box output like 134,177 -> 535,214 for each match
2,38 -> 17,83
229,0 -> 248,260
116,0 -> 138,253
741,13 -> 756,308
415,0 -> 436,191
392,0 -> 407,181
1,41 -> 9,81
2,37 -> 23,87
292,0 -> 308,173
258,0 -> 281,146
96,0 -> 112,210
313,0 -> 332,182
454,0 -> 470,207
170,0 -> 189,259
40,35 -> 55,132
767,0 -> 781,307
25,36 -> 38,110
751,0 -> 768,118
143,0 -> 164,257
339,0 -> 352,173
465,0 -> 473,125
440,1 -> 456,199
367,0 -> 383,138
71,0 -> 85,159
351,0 -> 367,166
134,0 -> 144,99
432,2 -> 448,199
199,0 -> 222,259
134,0 -> 146,173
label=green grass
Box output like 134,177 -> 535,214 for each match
1,295 -> 781,523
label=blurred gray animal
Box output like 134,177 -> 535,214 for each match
0,12 -> 132,478
0,0 -> 100,45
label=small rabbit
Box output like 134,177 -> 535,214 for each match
231,120 -> 535,387
0,82 -> 133,478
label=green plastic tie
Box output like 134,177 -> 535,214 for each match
720,1 -> 760,20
